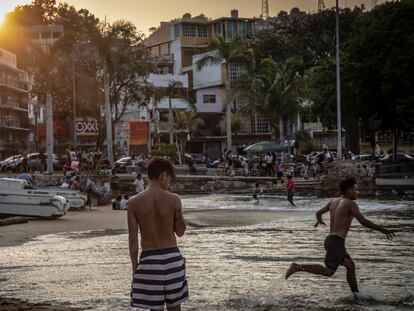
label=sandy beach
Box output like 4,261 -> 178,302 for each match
0,205 -> 308,247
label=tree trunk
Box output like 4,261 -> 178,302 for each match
279,117 -> 284,144
393,127 -> 398,160
287,116 -> 291,155
174,133 -> 182,164
225,68 -> 232,151
45,93 -> 54,173
169,96 -> 174,144
104,63 -> 114,167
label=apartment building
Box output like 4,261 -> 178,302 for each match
144,10 -> 268,157
0,48 -> 30,155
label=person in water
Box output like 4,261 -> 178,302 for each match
128,157 -> 188,310
286,175 -> 296,207
253,182 -> 261,203
285,177 -> 395,294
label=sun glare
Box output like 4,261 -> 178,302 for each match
0,0 -> 31,26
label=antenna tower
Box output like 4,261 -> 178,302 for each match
262,0 -> 270,19
318,0 -> 326,11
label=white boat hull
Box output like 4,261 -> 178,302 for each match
0,178 -> 69,219
28,189 -> 87,210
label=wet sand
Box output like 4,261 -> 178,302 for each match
0,205 -> 308,247
0,298 -> 81,311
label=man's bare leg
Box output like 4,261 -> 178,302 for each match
285,263 -> 335,279
342,257 -> 359,293
167,306 -> 181,311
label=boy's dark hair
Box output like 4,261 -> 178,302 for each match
124,195 -> 129,200
339,177 -> 357,195
148,157 -> 175,181
255,182 -> 260,187
137,174 -> 142,179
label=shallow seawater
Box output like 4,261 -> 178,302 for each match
0,195 -> 413,310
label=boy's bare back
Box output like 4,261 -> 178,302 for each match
128,187 -> 181,251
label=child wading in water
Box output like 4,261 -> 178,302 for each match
253,182 -> 262,204
286,175 -> 296,206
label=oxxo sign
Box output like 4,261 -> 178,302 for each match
76,120 -> 99,136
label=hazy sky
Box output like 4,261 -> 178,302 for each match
1,0 -> 379,34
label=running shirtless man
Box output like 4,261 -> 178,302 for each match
128,157 -> 188,310
285,177 -> 395,293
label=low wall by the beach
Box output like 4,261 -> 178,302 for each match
319,161 -> 376,196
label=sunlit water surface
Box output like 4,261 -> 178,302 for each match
0,195 -> 413,310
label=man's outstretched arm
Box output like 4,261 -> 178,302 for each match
315,201 -> 331,227
350,202 -> 395,239
127,207 -> 139,273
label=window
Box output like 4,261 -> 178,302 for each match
235,98 -> 245,110
241,21 -> 253,38
229,64 -> 243,82
214,23 -> 222,35
197,25 -> 208,37
182,24 -> 196,37
256,115 -> 270,133
226,21 -> 237,40
41,32 -> 51,39
174,24 -> 181,38
52,32 -> 61,39
203,95 -> 216,104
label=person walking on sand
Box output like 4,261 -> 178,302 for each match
285,177 -> 395,294
286,175 -> 296,207
128,157 -> 188,310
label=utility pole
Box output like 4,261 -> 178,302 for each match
262,0 -> 270,19
72,52 -> 77,147
335,0 -> 343,159
318,0 -> 326,11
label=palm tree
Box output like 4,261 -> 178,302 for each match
195,36 -> 253,152
236,57 -> 302,150
219,112 -> 243,153
89,20 -> 138,167
174,111 -> 204,164
28,41 -> 66,173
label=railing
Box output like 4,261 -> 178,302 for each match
153,54 -> 174,64
0,99 -> 28,110
0,76 -> 29,92
0,119 -> 30,129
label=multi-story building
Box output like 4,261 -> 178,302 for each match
144,10 -> 268,157
0,48 -> 30,156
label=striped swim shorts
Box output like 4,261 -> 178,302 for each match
131,247 -> 189,309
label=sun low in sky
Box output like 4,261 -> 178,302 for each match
1,0 -> 377,34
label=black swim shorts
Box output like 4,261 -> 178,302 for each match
324,234 -> 351,270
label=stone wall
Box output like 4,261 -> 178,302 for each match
319,160 -> 376,196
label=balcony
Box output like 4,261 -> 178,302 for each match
0,119 -> 30,131
0,99 -> 28,112
0,77 -> 29,93
153,54 -> 174,65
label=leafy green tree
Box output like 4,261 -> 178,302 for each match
235,57 -> 302,150
195,35 -> 253,151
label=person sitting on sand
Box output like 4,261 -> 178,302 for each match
120,195 -> 129,210
128,157 -> 188,310
285,177 -> 396,294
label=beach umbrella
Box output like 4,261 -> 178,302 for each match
243,141 -> 286,153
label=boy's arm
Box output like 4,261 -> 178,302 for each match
174,195 -> 186,237
315,201 -> 331,227
127,205 -> 139,274
350,202 -> 395,239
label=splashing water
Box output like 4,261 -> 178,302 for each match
0,195 -> 413,310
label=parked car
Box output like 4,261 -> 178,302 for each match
354,154 -> 377,161
380,153 -> 414,161
187,154 -> 206,164
0,155 -> 22,172
25,153 -> 60,171
114,157 -> 133,173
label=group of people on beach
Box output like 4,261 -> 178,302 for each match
127,156 -> 396,310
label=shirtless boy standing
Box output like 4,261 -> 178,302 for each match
285,177 -> 395,293
128,157 -> 188,310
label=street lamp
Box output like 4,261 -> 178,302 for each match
335,0 -> 343,159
